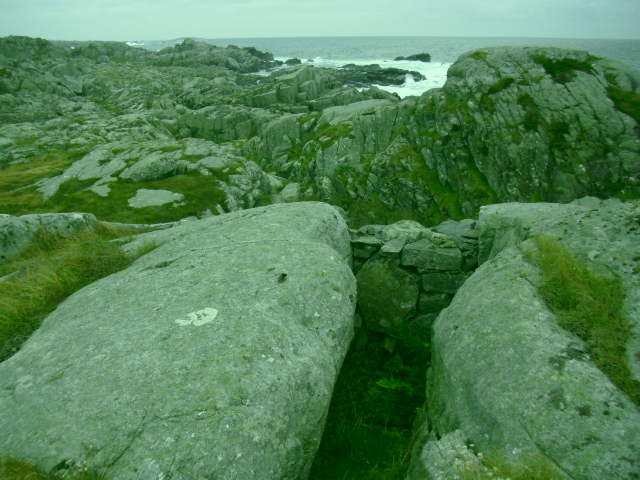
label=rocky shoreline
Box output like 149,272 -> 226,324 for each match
0,35 -> 639,479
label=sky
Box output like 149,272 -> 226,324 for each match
0,0 -> 638,41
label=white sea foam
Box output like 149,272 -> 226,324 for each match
272,57 -> 450,97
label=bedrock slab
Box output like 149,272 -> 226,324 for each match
0,202 -> 356,480
411,243 -> 640,480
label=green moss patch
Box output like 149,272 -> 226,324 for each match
606,86 -> 640,124
1,456 -> 104,479
3,170 -> 233,224
487,77 -> 515,95
0,150 -> 85,191
532,54 -> 599,84
457,451 -> 560,480
309,325 -> 430,479
469,51 -> 488,62
529,235 -> 640,405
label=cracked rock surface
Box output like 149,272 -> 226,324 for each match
0,202 -> 356,480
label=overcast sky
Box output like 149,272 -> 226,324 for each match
0,0 -> 638,41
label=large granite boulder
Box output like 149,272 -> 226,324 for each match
0,202 -> 356,480
409,198 -> 640,479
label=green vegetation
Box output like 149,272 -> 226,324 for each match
606,86 -> 640,124
457,451 -> 561,480
487,77 -> 515,95
531,54 -> 599,84
341,195 -> 448,230
0,169 -> 234,224
547,121 -> 570,150
309,324 -> 430,479
528,235 -> 639,405
517,93 -> 541,132
0,225 -> 159,362
0,457 -> 103,480
0,149 -> 85,198
469,51 -> 488,62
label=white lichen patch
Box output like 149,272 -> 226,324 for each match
175,308 -> 219,326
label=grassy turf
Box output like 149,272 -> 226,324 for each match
0,225 -> 159,362
529,235 -> 639,405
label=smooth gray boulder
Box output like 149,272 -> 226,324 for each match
0,212 -> 96,263
280,182 -> 301,203
127,188 -> 184,208
416,245 -> 640,479
0,202 -> 356,480
119,152 -> 179,182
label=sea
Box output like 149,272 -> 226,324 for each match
129,36 -> 640,99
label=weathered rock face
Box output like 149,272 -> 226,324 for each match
352,219 -> 478,337
478,197 -> 640,382
410,47 -> 640,209
4,35 -> 638,227
0,202 -> 356,480
409,198 -> 640,479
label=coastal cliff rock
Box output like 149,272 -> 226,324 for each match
0,202 -> 356,480
409,198 -> 640,479
2,37 -> 638,227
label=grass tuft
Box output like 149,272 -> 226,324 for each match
309,324 -> 430,479
0,227 -> 159,362
606,86 -> 640,124
0,457 -> 104,480
528,235 -> 639,405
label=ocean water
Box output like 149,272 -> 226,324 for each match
131,36 -> 640,98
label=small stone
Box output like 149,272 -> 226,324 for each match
402,239 -> 463,272
422,272 -> 470,294
380,220 -> 431,243
352,236 -> 383,259
380,238 -> 407,258
418,292 -> 452,314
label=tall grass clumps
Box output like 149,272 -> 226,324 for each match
529,235 -> 640,405
0,225 -> 158,362
309,325 -> 430,479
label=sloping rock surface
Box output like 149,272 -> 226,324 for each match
0,202 -> 356,480
410,198 -> 640,479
